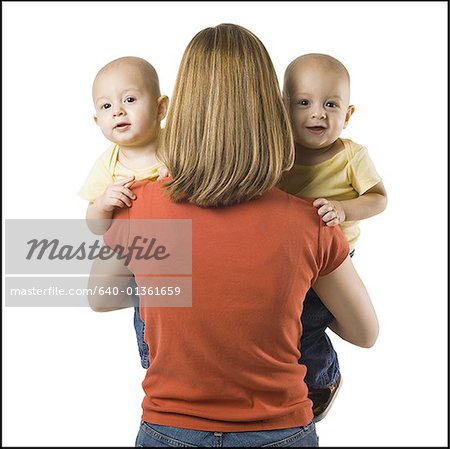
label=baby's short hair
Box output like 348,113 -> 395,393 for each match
283,53 -> 350,99
93,56 -> 161,97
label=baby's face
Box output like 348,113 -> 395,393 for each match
93,65 -> 161,147
285,63 -> 353,150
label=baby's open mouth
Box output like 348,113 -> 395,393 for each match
115,123 -> 131,129
307,126 -> 326,131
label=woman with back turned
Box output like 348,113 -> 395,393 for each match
89,23 -> 378,447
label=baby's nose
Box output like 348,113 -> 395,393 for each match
311,110 -> 327,120
113,106 -> 125,117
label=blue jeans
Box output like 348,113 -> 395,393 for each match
299,249 -> 354,388
136,421 -> 318,447
299,288 -> 339,388
130,277 -> 150,369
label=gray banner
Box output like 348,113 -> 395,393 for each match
5,219 -> 192,307
6,219 -> 192,274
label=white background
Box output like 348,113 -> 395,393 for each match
2,1 -> 447,446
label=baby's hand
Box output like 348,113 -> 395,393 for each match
95,176 -> 137,212
156,165 -> 170,180
313,198 -> 345,227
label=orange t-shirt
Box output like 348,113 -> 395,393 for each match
104,179 -> 349,432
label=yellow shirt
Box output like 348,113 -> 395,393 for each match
78,144 -> 161,202
278,138 -> 382,250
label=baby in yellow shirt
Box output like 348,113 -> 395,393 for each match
80,56 -> 169,223
280,53 -> 387,421
79,56 -> 169,368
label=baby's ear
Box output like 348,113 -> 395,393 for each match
157,95 -> 169,121
93,115 -> 98,125
343,105 -> 355,129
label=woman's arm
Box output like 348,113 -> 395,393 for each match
86,202 -> 113,235
88,255 -> 134,312
313,256 -> 379,348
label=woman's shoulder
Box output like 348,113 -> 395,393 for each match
268,188 -> 320,224
128,178 -> 167,208
270,187 -> 314,207
126,181 -> 321,228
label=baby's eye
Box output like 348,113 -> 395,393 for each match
325,101 -> 337,108
297,99 -> 309,106
101,103 -> 111,110
124,96 -> 136,104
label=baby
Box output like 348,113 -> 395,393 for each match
79,56 -> 169,368
280,53 -> 387,421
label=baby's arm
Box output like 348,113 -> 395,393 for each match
86,176 -> 136,235
314,181 -> 387,227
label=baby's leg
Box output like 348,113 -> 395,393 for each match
300,288 -> 340,387
129,276 -> 150,369
300,287 -> 342,421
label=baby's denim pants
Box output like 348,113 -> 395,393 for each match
299,249 -> 354,388
299,287 -> 340,388
130,276 -> 150,369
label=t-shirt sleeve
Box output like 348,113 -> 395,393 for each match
317,222 -> 350,276
78,153 -> 113,202
349,146 -> 382,194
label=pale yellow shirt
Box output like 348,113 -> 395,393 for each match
279,138 -> 382,250
78,144 -> 161,202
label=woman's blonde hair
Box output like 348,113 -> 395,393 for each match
160,23 -> 294,207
